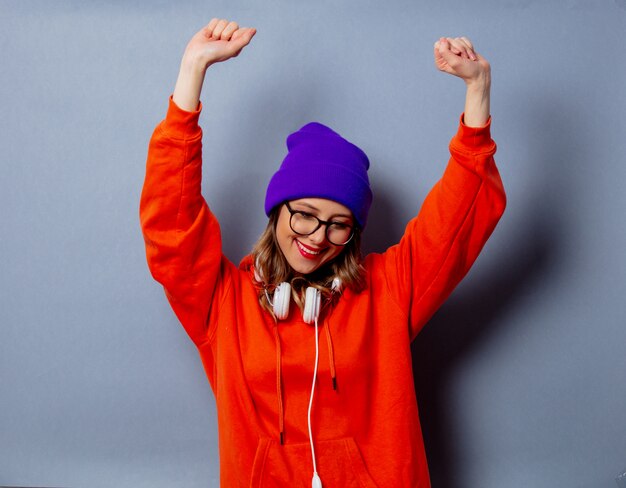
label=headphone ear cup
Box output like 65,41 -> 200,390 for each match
303,287 -> 321,324
273,282 -> 291,320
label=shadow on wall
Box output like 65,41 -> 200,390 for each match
361,177 -> 409,255
411,94 -> 583,487
412,213 -> 556,487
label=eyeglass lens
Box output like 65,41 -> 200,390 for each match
289,212 -> 353,245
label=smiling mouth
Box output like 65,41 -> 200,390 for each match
295,240 -> 325,259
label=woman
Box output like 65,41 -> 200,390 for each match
140,18 -> 505,488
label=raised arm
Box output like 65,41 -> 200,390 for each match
173,18 -> 256,111
140,20 -> 255,346
380,37 -> 505,340
434,36 -> 491,127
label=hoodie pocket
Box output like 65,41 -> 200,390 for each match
250,437 -> 379,488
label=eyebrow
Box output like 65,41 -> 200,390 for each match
292,202 -> 352,221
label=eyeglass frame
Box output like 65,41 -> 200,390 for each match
283,201 -> 357,246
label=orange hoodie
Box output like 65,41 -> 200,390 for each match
140,98 -> 506,488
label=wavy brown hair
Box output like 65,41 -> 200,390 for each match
251,206 -> 366,319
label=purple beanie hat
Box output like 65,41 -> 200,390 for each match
264,122 -> 373,229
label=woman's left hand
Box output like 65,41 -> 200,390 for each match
434,37 -> 490,88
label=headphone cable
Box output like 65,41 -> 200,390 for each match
308,316 -> 323,488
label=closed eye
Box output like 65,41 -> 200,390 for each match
329,222 -> 351,230
295,210 -> 317,221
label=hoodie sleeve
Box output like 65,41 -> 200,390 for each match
139,97 -> 233,347
381,114 -> 506,341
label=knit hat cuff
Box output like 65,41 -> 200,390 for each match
265,162 -> 373,228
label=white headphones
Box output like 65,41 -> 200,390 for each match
271,282 -> 327,323
255,265 -> 341,323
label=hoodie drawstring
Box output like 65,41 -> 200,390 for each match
273,324 -> 285,445
273,317 -> 338,447
309,317 -> 323,487
324,319 -> 337,391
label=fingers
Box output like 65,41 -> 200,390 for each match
434,38 -> 461,73
204,18 -> 220,39
436,36 -> 477,61
212,19 -> 228,38
231,27 -> 256,46
204,18 -> 243,41
229,27 -> 257,56
460,36 -> 474,51
449,37 -> 475,60
187,18 -> 256,67
433,35 -> 490,84
218,20 -> 239,40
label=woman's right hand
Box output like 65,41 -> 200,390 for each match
173,19 -> 256,112
183,18 -> 256,69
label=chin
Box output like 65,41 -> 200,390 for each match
289,261 -> 324,276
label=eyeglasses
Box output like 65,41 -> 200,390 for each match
284,202 -> 355,246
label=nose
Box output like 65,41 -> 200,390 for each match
307,225 -> 328,245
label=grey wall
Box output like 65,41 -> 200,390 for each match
1,1 -> 625,487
